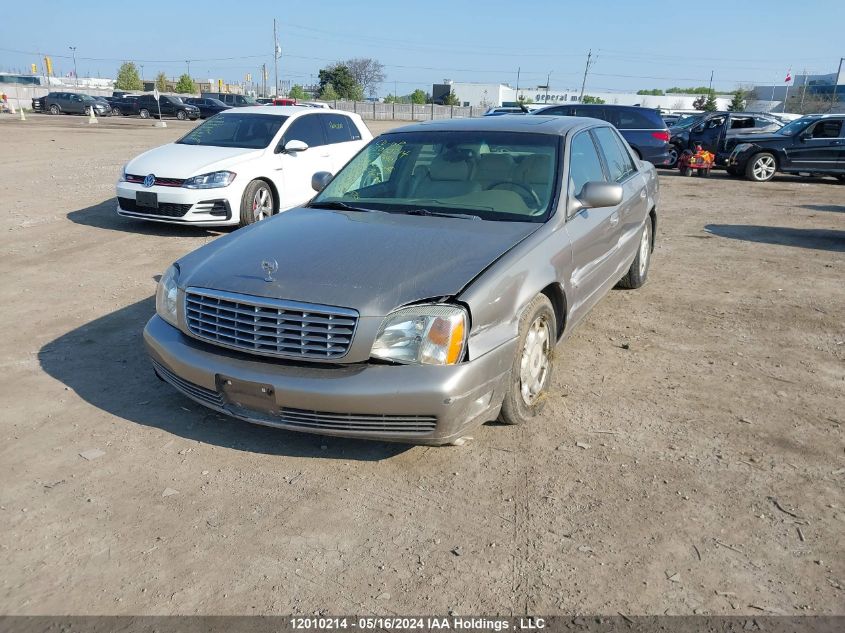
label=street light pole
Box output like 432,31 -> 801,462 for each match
69,46 -> 78,87
186,60 -> 191,77
832,57 -> 844,112
545,71 -> 551,104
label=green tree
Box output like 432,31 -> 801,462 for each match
174,74 -> 196,94
319,82 -> 339,101
115,62 -> 143,91
410,89 -> 427,104
702,91 -> 719,111
155,72 -> 168,93
383,94 -> 399,103
442,91 -> 460,106
727,89 -> 746,112
582,95 -> 606,104
637,88 -> 665,96
289,84 -> 308,101
318,64 -> 363,100
517,95 -> 534,104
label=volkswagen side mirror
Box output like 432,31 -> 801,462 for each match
283,139 -> 308,154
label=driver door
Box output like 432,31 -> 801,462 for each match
276,114 -> 330,209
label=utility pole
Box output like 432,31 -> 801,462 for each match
69,46 -> 78,87
579,49 -> 595,102
832,57 -> 844,113
273,18 -> 280,97
186,60 -> 191,77
708,70 -> 713,93
262,63 -> 267,97
799,68 -> 808,113
545,71 -> 551,104
516,66 -> 520,101
140,64 -> 144,85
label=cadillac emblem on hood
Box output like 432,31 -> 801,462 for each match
261,258 -> 279,282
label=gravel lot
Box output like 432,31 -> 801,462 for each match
1,114 -> 843,616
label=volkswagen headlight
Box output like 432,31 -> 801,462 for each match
371,305 -> 468,365
183,171 -> 236,189
118,163 -> 128,182
155,264 -> 180,327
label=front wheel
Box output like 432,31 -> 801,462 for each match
745,152 -> 777,182
617,217 -> 653,290
498,295 -> 556,426
139,108 -> 150,119
239,180 -> 275,227
176,110 -> 187,121
49,104 -> 60,115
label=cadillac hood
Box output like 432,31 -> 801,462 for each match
125,143 -> 264,178
177,207 -> 540,316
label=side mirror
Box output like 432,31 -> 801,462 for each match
798,131 -> 811,142
283,139 -> 308,154
692,124 -> 704,133
571,182 -> 624,214
311,171 -> 333,192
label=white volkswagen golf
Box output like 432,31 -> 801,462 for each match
116,106 -> 372,227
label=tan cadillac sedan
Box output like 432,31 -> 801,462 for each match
144,115 -> 659,445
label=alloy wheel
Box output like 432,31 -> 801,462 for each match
252,187 -> 272,222
753,155 -> 776,180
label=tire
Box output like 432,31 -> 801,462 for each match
682,167 -> 693,177
745,152 -> 777,182
239,180 -> 275,227
836,175 -> 845,183
176,110 -> 187,121
85,106 -> 92,116
617,216 -> 653,290
666,145 -> 680,169
112,106 -> 122,116
139,108 -> 150,119
498,294 -> 556,426
49,104 -> 60,115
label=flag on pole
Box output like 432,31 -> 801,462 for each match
784,70 -> 792,83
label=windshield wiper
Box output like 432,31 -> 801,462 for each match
308,200 -> 379,213
404,208 -> 481,220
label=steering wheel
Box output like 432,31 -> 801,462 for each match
486,181 -> 542,210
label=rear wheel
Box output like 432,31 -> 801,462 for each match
745,152 -> 777,182
139,108 -> 150,119
617,217 -> 653,290
498,294 -> 556,426
666,145 -> 680,168
176,109 -> 187,121
239,180 -> 275,227
112,106 -> 122,116
49,104 -> 60,115
837,175 -> 845,183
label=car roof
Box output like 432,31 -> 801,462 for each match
229,105 -> 358,119
387,115 -> 606,136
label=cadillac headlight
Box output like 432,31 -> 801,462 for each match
183,170 -> 236,189
371,305 -> 468,365
155,264 -> 180,327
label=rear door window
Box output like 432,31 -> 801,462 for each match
615,109 -> 661,129
571,106 -> 607,121
320,113 -> 359,143
594,127 -> 636,182
543,106 -> 571,116
283,114 -> 327,147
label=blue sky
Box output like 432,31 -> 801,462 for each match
1,0 -> 842,94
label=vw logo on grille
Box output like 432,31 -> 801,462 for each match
143,174 -> 155,188
261,258 -> 279,282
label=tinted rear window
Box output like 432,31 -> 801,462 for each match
613,109 -> 663,129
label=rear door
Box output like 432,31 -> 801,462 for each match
787,118 -> 844,171
318,113 -> 365,172
690,114 -> 726,152
563,129 -> 620,319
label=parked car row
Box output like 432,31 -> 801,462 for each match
31,92 -> 111,116
130,112 -> 658,444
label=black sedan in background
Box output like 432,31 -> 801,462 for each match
104,95 -> 139,116
183,97 -> 231,118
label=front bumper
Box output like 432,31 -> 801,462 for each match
116,182 -> 238,225
144,315 -> 516,445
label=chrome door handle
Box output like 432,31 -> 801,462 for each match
640,190 -> 647,198
609,213 -> 619,227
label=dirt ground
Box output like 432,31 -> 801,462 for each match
0,114 -> 843,617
